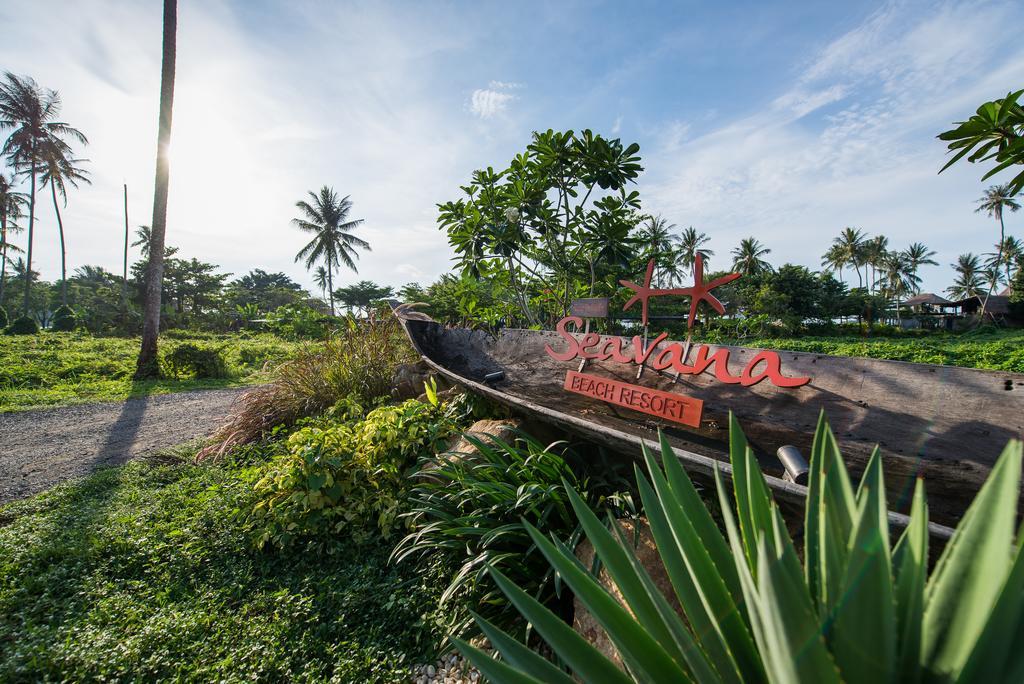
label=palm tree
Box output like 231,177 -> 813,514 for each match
638,215 -> 675,286
986,236 -> 1022,287
878,252 -> 917,323
832,227 -> 866,288
730,237 -> 771,276
821,243 -> 846,283
136,0 -> 177,379
946,253 -> 984,300
975,184 -> 1021,318
293,186 -> 370,316
675,226 -> 713,281
863,235 -> 889,293
38,148 -> 90,305
903,242 -> 938,294
982,263 -> 1006,297
313,265 -> 329,303
0,72 -> 88,317
131,225 -> 153,258
0,172 -> 27,306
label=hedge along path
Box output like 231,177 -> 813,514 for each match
0,387 -> 246,504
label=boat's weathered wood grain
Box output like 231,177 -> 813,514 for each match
399,313 -> 1022,526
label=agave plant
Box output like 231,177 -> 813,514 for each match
454,413 -> 1024,683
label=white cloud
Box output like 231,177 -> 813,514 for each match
0,0 -> 519,293
611,115 -> 622,134
643,0 -> 1024,294
470,87 -> 516,119
488,80 -> 523,90
395,263 -> 424,280
772,84 -> 848,118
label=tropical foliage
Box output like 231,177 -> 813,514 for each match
456,416 -> 1024,684
939,89 -> 1024,196
248,393 -> 470,549
438,129 -> 643,326
197,309 -> 416,457
395,433 -> 634,635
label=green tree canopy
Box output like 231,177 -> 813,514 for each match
438,129 -> 643,325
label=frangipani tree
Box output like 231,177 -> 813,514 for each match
438,129 -> 643,325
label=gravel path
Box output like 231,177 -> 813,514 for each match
0,388 -> 247,505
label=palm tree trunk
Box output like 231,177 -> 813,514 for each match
0,213 -> 7,306
50,183 -> 68,306
980,213 -> 1005,322
327,264 -> 335,316
136,0 -> 176,379
22,157 -> 36,318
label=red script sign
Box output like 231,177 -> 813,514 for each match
563,370 -> 704,427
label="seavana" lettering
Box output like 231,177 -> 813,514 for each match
546,316 -> 810,388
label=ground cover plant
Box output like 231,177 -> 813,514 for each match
0,453 -> 459,683
457,416 -> 1024,683
0,331 -> 302,412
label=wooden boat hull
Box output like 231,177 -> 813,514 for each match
395,308 -> 1023,529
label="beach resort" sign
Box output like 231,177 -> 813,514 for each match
545,255 -> 811,426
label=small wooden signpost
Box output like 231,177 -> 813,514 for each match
570,297 -> 610,319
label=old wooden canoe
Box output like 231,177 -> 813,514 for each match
394,305 -> 1023,529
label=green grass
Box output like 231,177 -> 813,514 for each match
0,331 -> 305,412
715,329 -> 1024,373
0,455 -> 456,682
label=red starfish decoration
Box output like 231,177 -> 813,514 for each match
619,254 -> 740,328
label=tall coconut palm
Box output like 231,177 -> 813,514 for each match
730,237 -> 771,276
38,148 -> 90,305
136,0 -> 177,379
675,226 -> 713,281
975,184 -> 1020,318
638,215 -> 675,286
312,265 -> 329,303
293,186 -> 369,316
879,252 -> 917,322
863,235 -> 889,293
0,72 -> 88,317
903,242 -> 938,294
986,236 -> 1022,287
821,243 -> 846,283
946,253 -> 984,300
0,172 -> 27,306
832,227 -> 866,288
132,225 -> 153,259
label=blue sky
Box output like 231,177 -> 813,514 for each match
1,0 -> 1022,295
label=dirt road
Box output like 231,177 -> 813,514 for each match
0,388 -> 246,505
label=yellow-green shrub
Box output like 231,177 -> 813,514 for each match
248,394 -> 469,548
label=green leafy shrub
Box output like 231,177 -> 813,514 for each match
5,315 -> 38,335
247,395 -> 469,548
49,305 -> 77,331
163,343 -> 230,379
265,304 -> 330,340
395,433 -> 633,636
0,305 -> 7,329
197,312 -> 416,458
458,416 -> 1024,683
